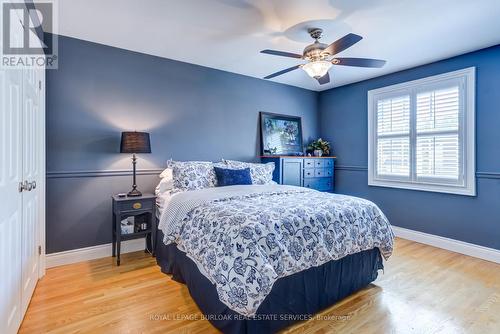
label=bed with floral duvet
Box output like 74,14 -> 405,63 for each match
156,183 -> 394,333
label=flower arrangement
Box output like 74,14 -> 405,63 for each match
307,138 -> 331,156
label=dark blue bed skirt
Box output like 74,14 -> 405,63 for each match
155,230 -> 383,334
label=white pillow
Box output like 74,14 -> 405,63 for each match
156,166 -> 173,195
155,177 -> 173,196
159,167 -> 172,180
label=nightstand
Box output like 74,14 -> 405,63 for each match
112,194 -> 157,266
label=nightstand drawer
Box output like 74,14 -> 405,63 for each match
315,168 -> 325,177
117,199 -> 153,212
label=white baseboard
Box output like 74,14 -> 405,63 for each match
392,226 -> 500,264
45,227 -> 500,268
46,238 -> 146,268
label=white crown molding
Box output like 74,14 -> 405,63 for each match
46,238 -> 146,268
392,226 -> 500,264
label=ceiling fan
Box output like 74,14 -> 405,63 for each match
261,28 -> 386,85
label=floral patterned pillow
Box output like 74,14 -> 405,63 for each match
222,160 -> 275,185
168,160 -> 217,192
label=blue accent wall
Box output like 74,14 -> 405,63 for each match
319,45 -> 500,250
46,35 -> 319,253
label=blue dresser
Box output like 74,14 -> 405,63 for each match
261,156 -> 336,192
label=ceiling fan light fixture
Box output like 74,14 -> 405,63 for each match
302,60 -> 332,79
261,30 -> 385,84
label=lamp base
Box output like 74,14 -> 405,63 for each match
127,188 -> 142,197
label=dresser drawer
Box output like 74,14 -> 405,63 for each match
304,168 -> 315,178
303,178 -> 319,189
315,168 -> 325,177
324,159 -> 334,168
314,167 -> 334,177
117,199 -> 153,212
304,178 -> 333,191
304,159 -> 315,168
314,159 -> 325,168
318,178 -> 334,191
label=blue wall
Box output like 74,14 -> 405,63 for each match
319,45 -> 500,250
46,35 -> 319,253
46,34 -> 500,254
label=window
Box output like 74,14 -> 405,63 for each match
368,68 -> 475,196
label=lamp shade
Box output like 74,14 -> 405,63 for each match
120,132 -> 151,153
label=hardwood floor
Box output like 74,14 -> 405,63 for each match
20,238 -> 500,334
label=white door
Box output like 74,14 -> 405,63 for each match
20,66 -> 41,314
0,6 -> 24,332
0,4 -> 44,332
0,49 -> 24,334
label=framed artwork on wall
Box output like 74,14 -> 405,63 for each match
260,112 -> 303,156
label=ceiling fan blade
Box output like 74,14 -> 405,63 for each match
260,49 -> 303,59
333,57 -> 386,68
317,72 -> 330,85
264,65 -> 301,79
323,33 -> 363,56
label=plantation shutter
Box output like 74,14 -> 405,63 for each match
415,86 -> 461,181
376,95 -> 410,178
368,68 -> 474,195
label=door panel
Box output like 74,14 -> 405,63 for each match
21,67 -> 41,314
282,159 -> 303,187
0,68 -> 23,334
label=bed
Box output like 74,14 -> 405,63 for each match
155,182 -> 394,333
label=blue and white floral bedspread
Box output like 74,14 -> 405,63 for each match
158,185 -> 394,316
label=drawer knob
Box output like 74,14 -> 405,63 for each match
132,202 -> 142,209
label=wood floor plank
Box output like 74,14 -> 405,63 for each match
19,238 -> 500,333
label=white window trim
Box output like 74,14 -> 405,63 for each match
368,67 -> 476,196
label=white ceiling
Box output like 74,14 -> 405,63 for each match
45,0 -> 500,91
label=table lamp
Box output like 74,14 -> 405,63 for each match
120,131 -> 151,197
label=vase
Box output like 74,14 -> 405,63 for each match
313,149 -> 323,157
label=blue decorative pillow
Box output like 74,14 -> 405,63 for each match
214,167 -> 252,186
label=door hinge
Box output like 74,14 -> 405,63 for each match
39,80 -> 42,90
38,245 -> 42,255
